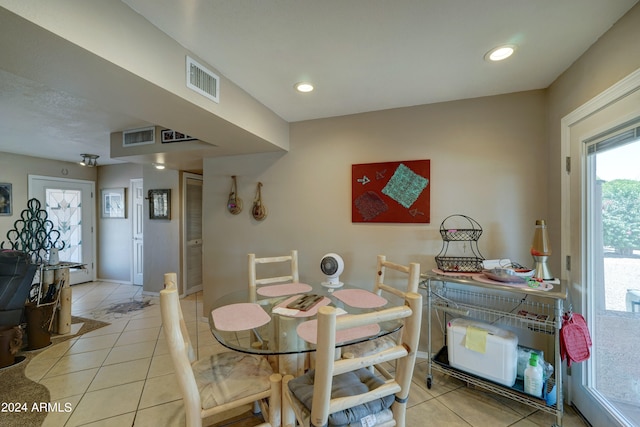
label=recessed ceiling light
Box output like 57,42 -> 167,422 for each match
153,163 -> 166,170
485,45 -> 516,62
294,82 -> 314,93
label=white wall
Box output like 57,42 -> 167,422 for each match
203,90 -> 548,309
97,163 -> 142,282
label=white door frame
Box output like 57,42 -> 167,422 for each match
28,175 -> 96,284
561,67 -> 640,426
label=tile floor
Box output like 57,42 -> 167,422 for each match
22,281 -> 589,427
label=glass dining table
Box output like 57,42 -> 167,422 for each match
208,281 -> 405,375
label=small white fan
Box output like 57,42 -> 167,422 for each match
320,253 -> 344,288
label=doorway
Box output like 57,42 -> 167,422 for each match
28,175 -> 95,284
182,173 -> 203,296
563,68 -> 640,427
131,179 -> 144,286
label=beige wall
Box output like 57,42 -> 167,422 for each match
547,3 -> 640,264
203,90 -> 548,308
0,152 -> 97,239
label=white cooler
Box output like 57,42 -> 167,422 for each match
446,318 -> 518,387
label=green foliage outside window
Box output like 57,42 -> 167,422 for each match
602,179 -> 640,255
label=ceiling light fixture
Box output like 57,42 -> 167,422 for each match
153,163 -> 166,170
485,45 -> 516,62
294,82 -> 314,93
79,154 -> 99,167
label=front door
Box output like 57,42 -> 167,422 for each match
564,70 -> 640,427
28,175 -> 95,284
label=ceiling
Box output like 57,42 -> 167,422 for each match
0,0 -> 638,168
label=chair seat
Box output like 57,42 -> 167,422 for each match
193,351 -> 274,410
288,368 -> 394,426
341,332 -> 398,359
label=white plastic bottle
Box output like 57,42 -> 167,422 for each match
524,353 -> 543,397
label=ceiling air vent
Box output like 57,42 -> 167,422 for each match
186,56 -> 219,103
123,126 -> 156,147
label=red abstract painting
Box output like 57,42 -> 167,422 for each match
352,160 -> 430,223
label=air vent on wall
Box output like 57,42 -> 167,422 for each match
123,126 -> 155,147
186,56 -> 220,103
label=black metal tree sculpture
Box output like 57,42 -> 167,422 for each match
1,198 -> 65,265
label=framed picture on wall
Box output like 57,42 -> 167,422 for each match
101,188 -> 126,218
352,159 -> 430,223
148,189 -> 171,219
0,183 -> 12,216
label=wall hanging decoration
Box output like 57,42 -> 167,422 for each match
227,176 -> 243,215
101,188 -> 126,218
148,189 -> 171,219
160,129 -> 196,143
0,183 -> 12,216
252,182 -> 267,221
352,159 -> 430,223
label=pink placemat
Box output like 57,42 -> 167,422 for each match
432,268 -> 479,277
274,294 -> 331,317
211,303 -> 271,331
332,289 -> 387,308
256,282 -> 312,297
473,274 -> 554,291
296,319 -> 381,344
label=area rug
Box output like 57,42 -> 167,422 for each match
0,316 -> 110,427
105,300 -> 152,314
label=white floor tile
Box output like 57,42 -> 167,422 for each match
39,367 -> 99,400
138,372 -> 182,409
45,348 -> 110,377
87,357 -> 151,392
20,281 -> 589,427
65,380 -> 145,426
103,340 -> 156,365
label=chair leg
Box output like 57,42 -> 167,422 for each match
281,375 -> 296,427
269,374 -> 282,427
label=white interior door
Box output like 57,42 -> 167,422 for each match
183,173 -> 202,296
132,179 -> 144,286
28,175 -> 95,284
563,69 -> 640,427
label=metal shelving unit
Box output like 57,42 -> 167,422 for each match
421,272 -> 567,427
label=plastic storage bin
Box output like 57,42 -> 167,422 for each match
447,318 -> 518,386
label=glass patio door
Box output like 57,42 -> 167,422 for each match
565,75 -> 640,427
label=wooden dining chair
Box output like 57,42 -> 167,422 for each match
282,291 -> 422,427
248,250 -> 300,302
161,273 -> 282,427
341,256 -> 420,362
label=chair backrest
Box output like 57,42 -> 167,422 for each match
248,250 -> 299,300
0,251 -> 37,326
373,255 -> 420,300
163,272 -> 196,362
161,273 -> 201,424
311,291 -> 422,426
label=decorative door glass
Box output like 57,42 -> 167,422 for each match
45,188 -> 82,264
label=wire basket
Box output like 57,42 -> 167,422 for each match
435,214 -> 485,272
435,256 -> 485,273
438,214 -> 483,241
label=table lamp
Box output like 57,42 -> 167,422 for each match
531,219 -> 553,280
